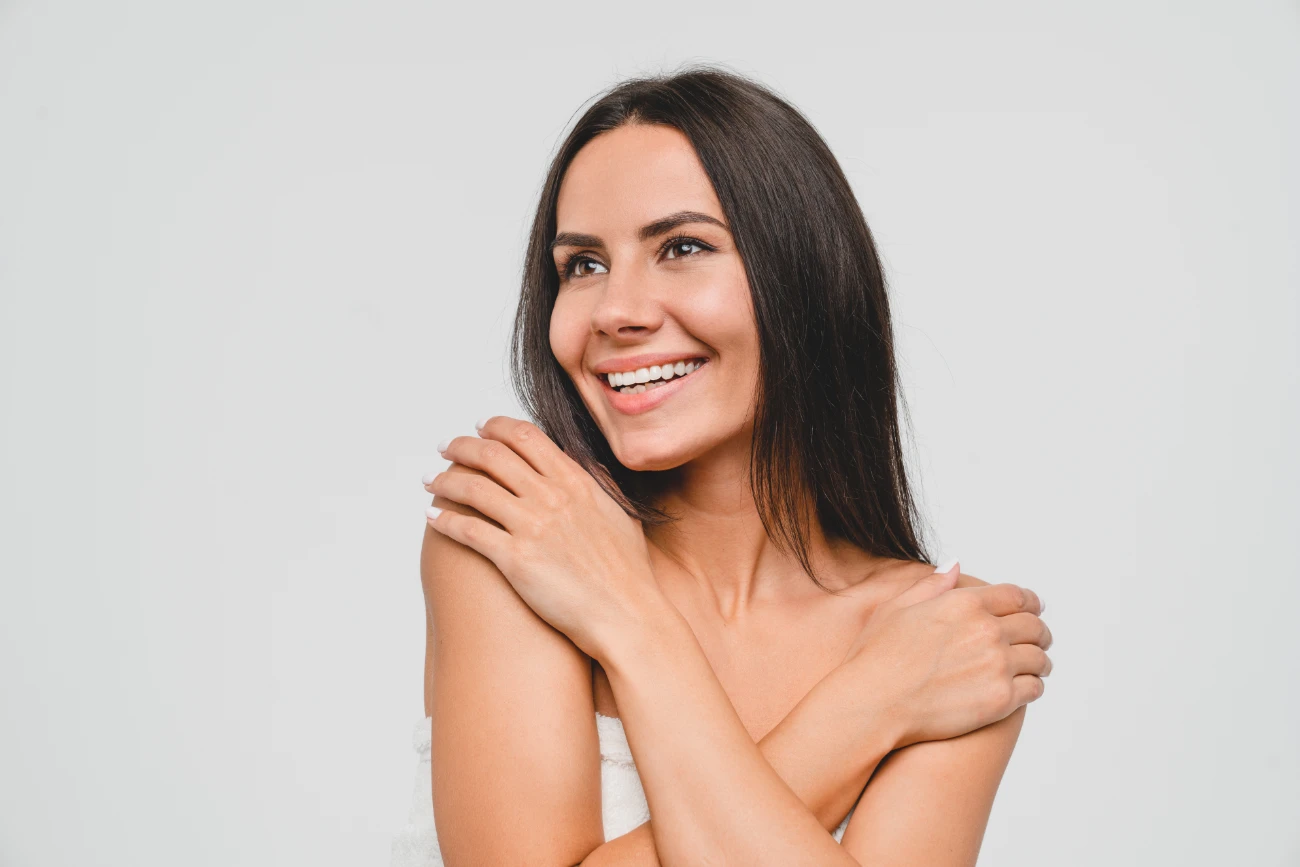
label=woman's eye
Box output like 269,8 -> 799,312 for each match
565,256 -> 608,279
665,240 -> 705,260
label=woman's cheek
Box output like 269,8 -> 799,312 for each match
548,293 -> 589,371
681,271 -> 755,351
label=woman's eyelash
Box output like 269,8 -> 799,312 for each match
558,235 -> 715,280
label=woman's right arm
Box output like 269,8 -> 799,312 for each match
422,464 -> 604,865
420,472 -> 883,867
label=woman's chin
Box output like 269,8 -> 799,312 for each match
617,455 -> 684,473
610,443 -> 693,473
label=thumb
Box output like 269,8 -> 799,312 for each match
890,558 -> 960,609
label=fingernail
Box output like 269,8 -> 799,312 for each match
421,470 -> 437,486
436,438 -> 451,454
426,506 -> 442,521
934,558 -> 959,574
475,417 -> 489,432
1040,598 -> 1047,614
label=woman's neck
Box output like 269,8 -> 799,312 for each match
643,436 -> 879,621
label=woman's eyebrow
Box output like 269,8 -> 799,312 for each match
550,210 -> 730,251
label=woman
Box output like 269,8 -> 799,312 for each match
393,65 -> 1052,866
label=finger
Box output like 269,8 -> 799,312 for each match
999,612 -> 1053,649
1008,643 -> 1052,677
476,416 -> 573,479
428,465 -> 525,531
435,435 -> 542,498
974,582 -> 1042,617
889,560 -> 961,609
426,503 -> 513,568
1011,673 -> 1046,707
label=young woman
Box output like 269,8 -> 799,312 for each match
392,66 -> 1053,866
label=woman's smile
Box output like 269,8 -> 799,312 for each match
594,355 -> 711,415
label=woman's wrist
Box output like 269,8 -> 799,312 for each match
588,579 -> 688,672
824,653 -> 910,753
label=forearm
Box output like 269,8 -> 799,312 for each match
579,666 -> 898,866
592,600 -> 864,867
755,660 -> 899,831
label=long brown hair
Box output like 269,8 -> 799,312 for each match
510,63 -> 932,588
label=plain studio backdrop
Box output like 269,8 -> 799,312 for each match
1,1 -> 1297,865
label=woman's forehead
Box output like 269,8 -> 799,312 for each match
556,125 -> 723,233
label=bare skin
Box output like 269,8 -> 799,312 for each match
420,122 -> 1051,865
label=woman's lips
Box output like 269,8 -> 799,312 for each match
600,360 -> 708,415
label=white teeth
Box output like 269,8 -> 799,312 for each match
604,359 -> 706,391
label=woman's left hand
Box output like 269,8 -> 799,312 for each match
423,415 -> 665,660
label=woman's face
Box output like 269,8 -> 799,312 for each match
549,123 -> 760,472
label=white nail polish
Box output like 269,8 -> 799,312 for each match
436,439 -> 451,454
475,417 -> 489,432
421,470 -> 437,486
426,506 -> 442,520
934,557 -> 959,574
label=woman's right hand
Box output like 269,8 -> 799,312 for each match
844,561 -> 1053,750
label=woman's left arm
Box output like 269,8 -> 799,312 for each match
838,706 -> 1026,865
838,571 -> 1032,866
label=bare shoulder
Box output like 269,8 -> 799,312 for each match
419,461 -> 603,861
420,461 -> 591,696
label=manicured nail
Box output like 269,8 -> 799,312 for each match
436,438 -> 451,454
421,470 -> 438,486
934,558 -> 959,574
475,417 -> 489,432
1040,598 -> 1047,614
426,506 -> 442,521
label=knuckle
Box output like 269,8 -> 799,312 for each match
987,679 -> 1014,713
520,514 -> 548,539
1004,583 -> 1027,608
512,420 -> 536,442
480,442 -> 504,463
540,483 -> 568,510
974,617 -> 1001,644
943,590 -> 975,616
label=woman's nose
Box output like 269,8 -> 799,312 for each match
589,268 -> 664,338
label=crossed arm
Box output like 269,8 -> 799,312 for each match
422,490 -> 1025,866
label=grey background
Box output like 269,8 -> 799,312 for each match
2,1 -> 1297,865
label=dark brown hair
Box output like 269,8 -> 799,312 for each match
511,63 -> 932,588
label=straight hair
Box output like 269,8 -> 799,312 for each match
510,63 -> 932,589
